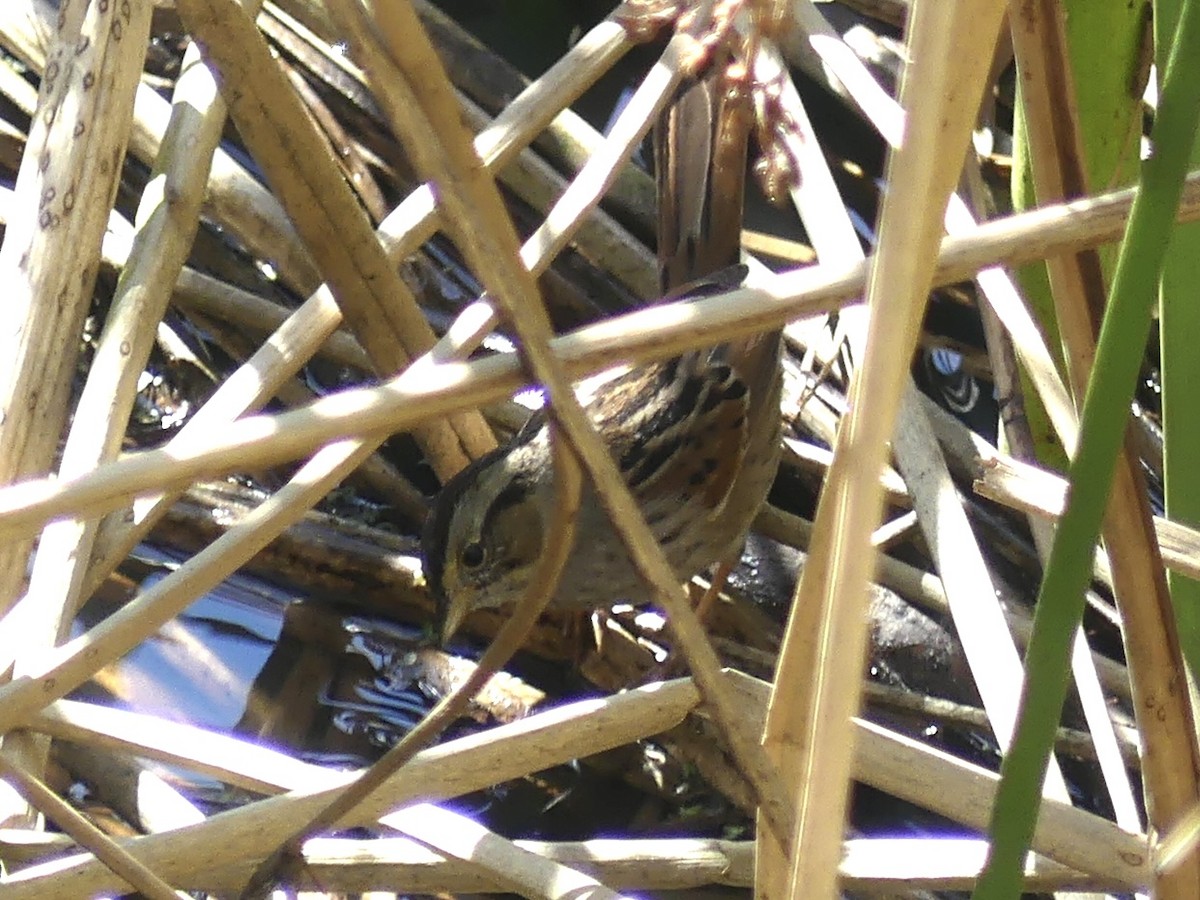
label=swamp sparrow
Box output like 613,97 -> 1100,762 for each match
422,272 -> 782,642
423,61 -> 781,642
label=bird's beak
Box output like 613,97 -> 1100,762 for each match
439,595 -> 471,647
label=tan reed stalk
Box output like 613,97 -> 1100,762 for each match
3,166 -> 1200,546
0,0 -> 153,830
177,0 -> 496,481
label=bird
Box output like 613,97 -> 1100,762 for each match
422,61 -> 781,644
421,270 -> 782,643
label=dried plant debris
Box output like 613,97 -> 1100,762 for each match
0,0 -> 1169,896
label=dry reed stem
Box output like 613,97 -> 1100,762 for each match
746,34 -> 864,367
748,36 -> 866,900
223,836 -> 1118,893
218,297 -> 425,510
791,0 -> 1079,455
5,830 -> 1054,894
23,672 -> 1148,894
0,756 -> 181,900
1013,6 -> 1200,892
285,59 -> 389,219
0,0 -> 153,831
66,834 -> 1127,893
385,803 -> 633,900
1159,803 -> 1200,878
134,323 -> 464,521
964,156 -> 1141,832
748,22 -> 1076,895
0,0 -> 150,612
167,267 -> 372,370
408,0 -> 684,362
783,437 -> 910,504
510,34 -> 680,288
893,386 -> 1072,797
12,5 -> 266,711
3,167 -> 1200,546
869,508 -> 918,549
176,0 -> 495,481
793,0 -> 1072,454
339,0 -> 791,849
2,679 -> 701,897
1010,0 -> 1108,385
863,681 -> 1140,766
963,243 -> 1081,454
760,1 -> 1008,894
787,0 -> 1137,859
0,0 -> 326,296
77,12 -> 631,601
978,453 -> 1200,582
212,835 -> 754,894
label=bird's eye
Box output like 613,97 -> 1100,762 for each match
460,541 -> 485,570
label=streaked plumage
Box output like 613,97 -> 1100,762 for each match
423,60 -> 780,643
422,273 -> 781,641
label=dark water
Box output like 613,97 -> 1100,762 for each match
74,544 -> 663,839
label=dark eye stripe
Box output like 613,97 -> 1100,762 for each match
489,477 -> 534,518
